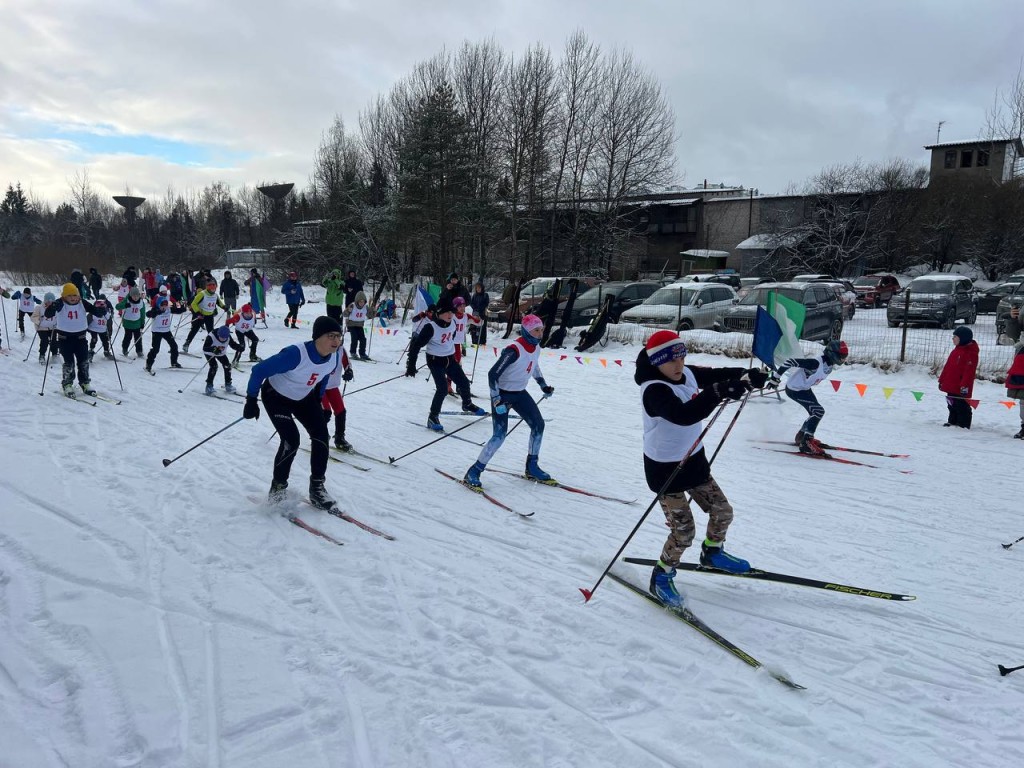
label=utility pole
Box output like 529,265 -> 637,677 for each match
936,121 -> 946,143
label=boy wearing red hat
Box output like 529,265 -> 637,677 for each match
637,329 -> 769,607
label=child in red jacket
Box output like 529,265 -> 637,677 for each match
938,325 -> 979,429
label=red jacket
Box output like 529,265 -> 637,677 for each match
1007,349 -> 1024,393
938,341 -> 979,396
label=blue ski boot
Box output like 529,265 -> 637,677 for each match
649,561 -> 684,608
463,461 -> 485,488
205,383 -> 215,396
462,404 -> 486,416
427,415 -> 444,432
524,454 -> 552,482
699,540 -> 750,574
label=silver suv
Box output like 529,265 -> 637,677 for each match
620,282 -> 737,330
887,275 -> 976,329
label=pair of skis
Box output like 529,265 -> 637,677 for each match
609,558 -> 916,690
57,390 -> 122,405
751,440 -> 911,473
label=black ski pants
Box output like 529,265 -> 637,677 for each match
185,314 -> 214,346
262,382 -> 330,484
147,332 -> 179,367
89,329 -> 111,353
58,332 -> 90,386
349,326 -> 366,357
946,395 -> 973,429
121,327 -> 143,356
233,330 -> 259,361
426,353 -> 472,417
206,353 -> 232,386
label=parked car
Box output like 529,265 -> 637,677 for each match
852,274 -> 901,308
996,282 -> 1024,335
813,279 -> 857,320
792,273 -> 836,282
715,281 -> 845,342
488,277 -> 598,322
975,281 -> 1021,314
557,281 -> 660,326
620,282 -> 737,331
703,273 -> 742,288
886,275 -> 976,329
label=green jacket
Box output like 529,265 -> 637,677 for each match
115,297 -> 147,329
322,271 -> 346,307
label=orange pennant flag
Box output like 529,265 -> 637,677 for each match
1001,400 -> 1017,409
600,359 -> 607,367
855,383 -> 868,397
882,387 -> 895,400
830,380 -> 842,392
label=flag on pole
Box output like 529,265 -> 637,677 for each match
752,291 -> 806,369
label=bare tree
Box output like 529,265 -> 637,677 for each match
983,61 -> 1024,177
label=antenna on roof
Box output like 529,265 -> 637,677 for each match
936,121 -> 946,143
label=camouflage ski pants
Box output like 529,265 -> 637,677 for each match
658,477 -> 734,567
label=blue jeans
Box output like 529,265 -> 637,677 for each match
476,389 -> 545,465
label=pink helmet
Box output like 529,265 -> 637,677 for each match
453,297 -> 466,307
521,314 -> 544,337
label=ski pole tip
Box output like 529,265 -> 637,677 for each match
388,457 -> 396,464
1002,543 -> 1013,550
999,664 -> 1011,676
161,458 -> 172,467
579,588 -> 593,603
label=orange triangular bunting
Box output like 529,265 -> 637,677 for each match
1001,400 -> 1017,409
855,383 -> 868,397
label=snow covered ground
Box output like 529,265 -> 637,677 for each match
2,279 -> 1023,768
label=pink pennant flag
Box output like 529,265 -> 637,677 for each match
614,360 -> 622,366
830,380 -> 842,392
854,383 -> 867,397
493,347 -> 498,356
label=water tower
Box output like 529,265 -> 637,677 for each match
113,195 -> 146,261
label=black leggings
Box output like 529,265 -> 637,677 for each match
426,354 -> 472,417
121,327 -> 143,355
946,396 -> 973,429
147,332 -> 179,366
89,330 -> 111,353
38,330 -> 53,359
233,330 -> 259,360
286,304 -> 300,325
17,310 -> 28,334
58,333 -> 90,386
262,382 -> 330,484
206,353 -> 232,385
185,314 -> 214,345
349,326 -> 366,356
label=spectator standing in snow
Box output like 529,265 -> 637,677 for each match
938,325 -> 979,429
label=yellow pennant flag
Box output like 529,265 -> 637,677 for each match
855,383 -> 868,397
882,387 -> 895,400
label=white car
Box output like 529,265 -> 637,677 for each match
620,282 -> 737,330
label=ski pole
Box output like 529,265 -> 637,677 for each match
1001,534 -> 1024,550
388,413 -> 491,464
38,346 -> 53,395
503,394 -> 546,438
999,663 -> 1024,676
162,417 -> 245,467
176,360 -> 208,394
22,331 -> 37,362
367,315 -> 376,357
0,293 -> 9,347
345,366 -> 423,397
111,340 -> 124,391
579,400 -> 732,603
469,340 -> 481,383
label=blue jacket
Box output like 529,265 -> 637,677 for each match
281,279 -> 305,305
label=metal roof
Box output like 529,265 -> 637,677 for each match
924,137 -> 1024,153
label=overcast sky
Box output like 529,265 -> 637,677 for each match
1,0 -> 1021,207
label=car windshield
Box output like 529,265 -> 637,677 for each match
577,284 -> 624,302
646,287 -> 697,306
854,277 -> 879,287
738,287 -> 804,306
908,280 -> 954,294
521,279 -> 555,298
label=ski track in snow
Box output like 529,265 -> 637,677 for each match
2,284 -> 1024,767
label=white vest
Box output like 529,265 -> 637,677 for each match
268,343 -> 339,401
19,295 -> 36,313
453,312 -> 469,343
198,292 -> 219,315
206,331 -> 231,357
151,310 -> 174,333
640,369 -> 704,462
496,338 -> 540,392
36,309 -> 57,331
55,302 -> 88,333
424,318 -> 456,357
785,356 -> 831,392
117,285 -> 130,301
88,313 -> 108,333
121,301 -> 143,323
234,314 -> 256,334
349,304 -> 368,323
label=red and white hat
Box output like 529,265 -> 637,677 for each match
521,314 -> 544,337
645,330 -> 687,366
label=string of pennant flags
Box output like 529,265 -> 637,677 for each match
374,329 -> 1018,410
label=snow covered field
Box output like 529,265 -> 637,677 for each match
2,281 -> 1023,768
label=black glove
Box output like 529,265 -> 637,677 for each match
405,366 -> 416,378
714,380 -> 747,401
342,367 -> 354,382
243,395 -> 260,420
541,385 -> 555,397
742,370 -> 770,389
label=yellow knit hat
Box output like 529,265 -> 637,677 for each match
61,282 -> 80,298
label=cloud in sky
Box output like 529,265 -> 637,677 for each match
1,0 -> 1021,206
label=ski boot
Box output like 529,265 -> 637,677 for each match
145,362 -> 154,374
699,540 -> 750,574
798,434 -> 826,456
309,477 -> 335,510
183,343 -> 190,354
89,350 -> 96,362
427,415 -> 443,432
38,354 -> 45,365
1015,428 -> 1024,439
205,383 -> 215,395
463,461 -> 485,489
104,350 -> 114,360
359,354 -> 371,361
62,381 -> 76,397
649,561 -> 684,608
525,454 -> 553,483
268,480 -> 288,504
80,382 -> 97,397
224,383 -> 237,394
169,361 -> 183,369
794,430 -> 805,445
462,404 -> 486,416
249,354 -> 262,363
333,412 -> 351,451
